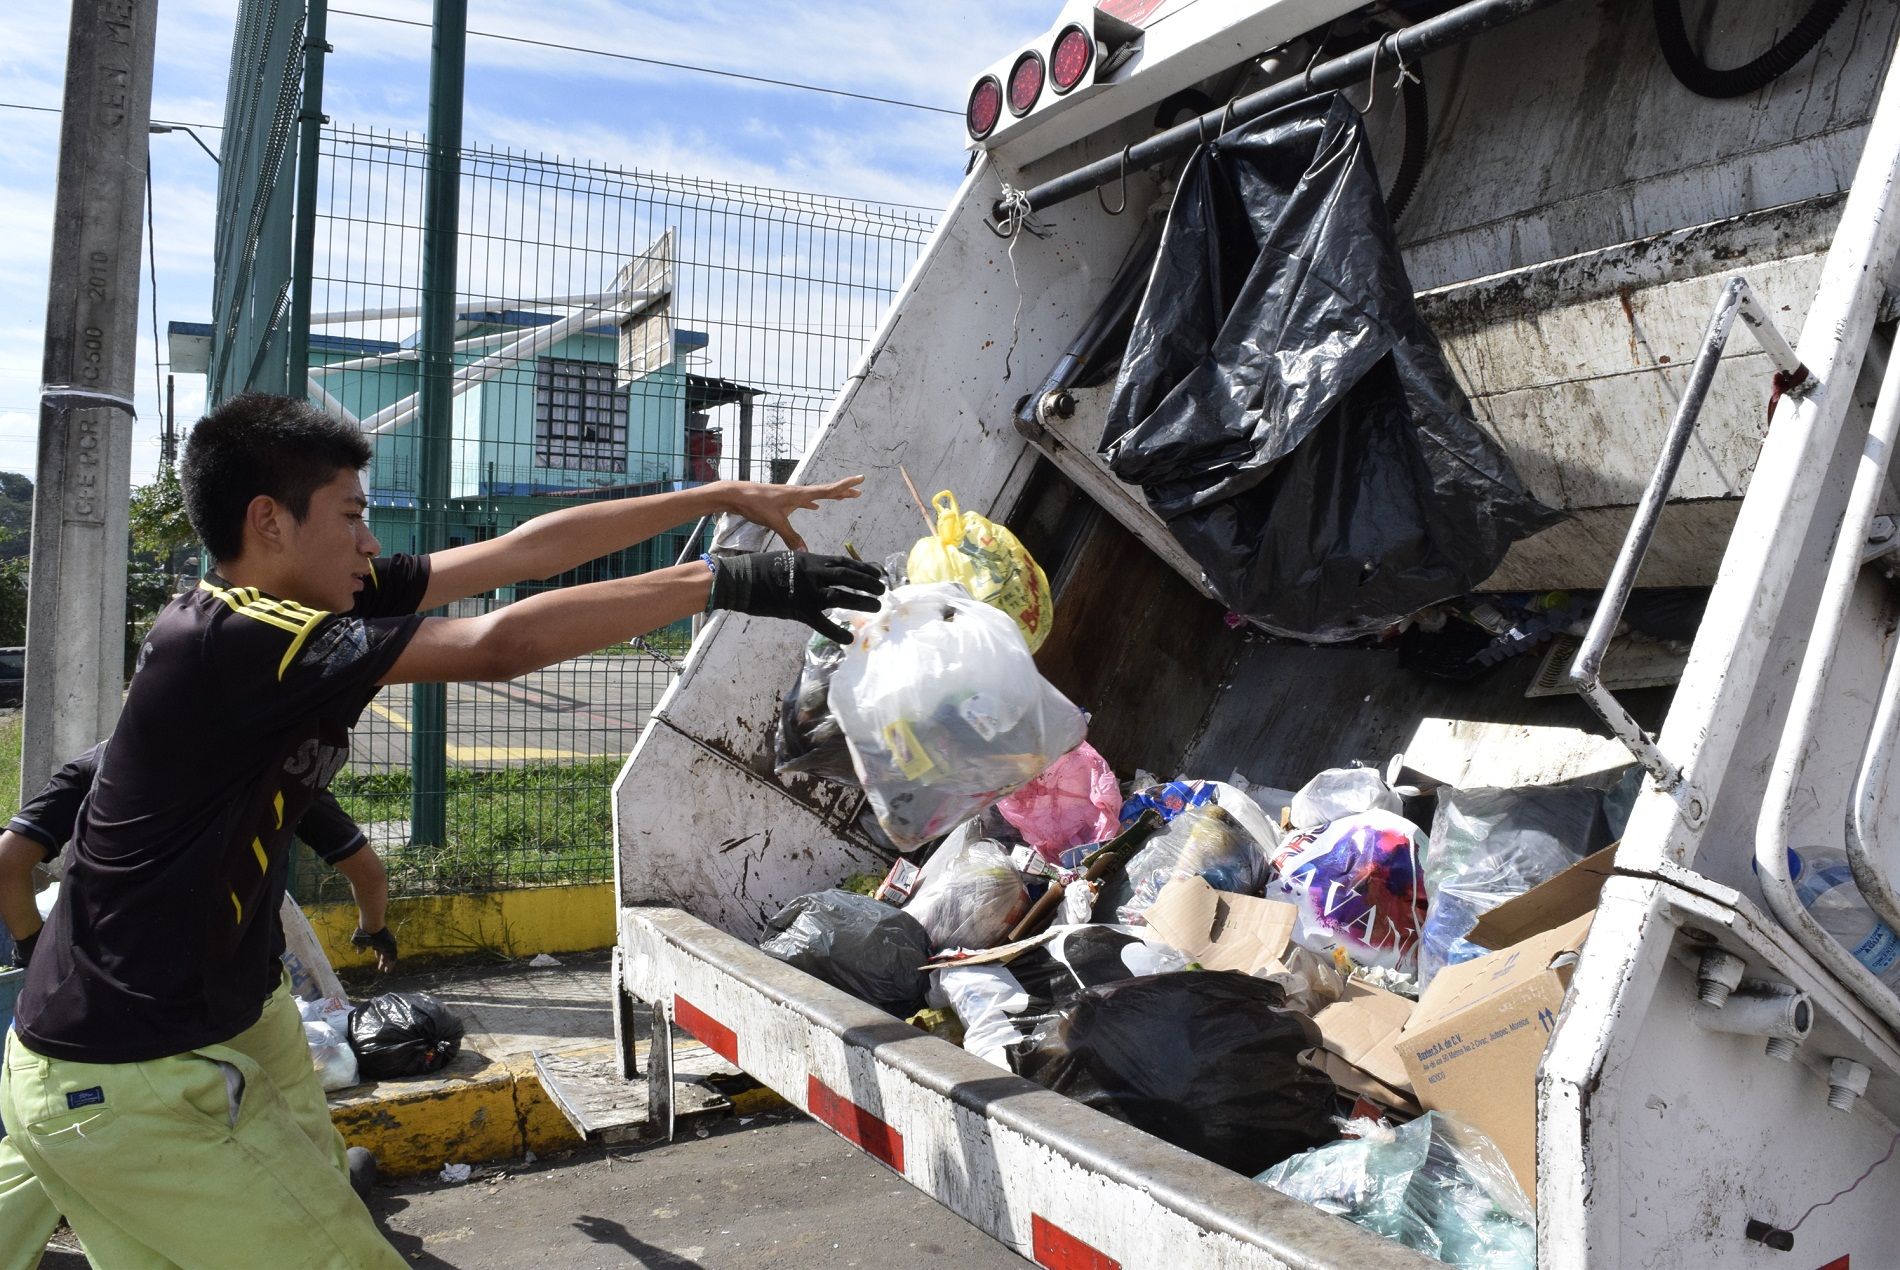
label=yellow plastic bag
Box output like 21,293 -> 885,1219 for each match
906,490 -> 1053,652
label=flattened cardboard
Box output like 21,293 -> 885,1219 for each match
1140,876 -> 1299,975
1398,912 -> 1595,1201
1311,981 -> 1417,1110
919,927 -> 1061,970
1467,844 -> 1616,952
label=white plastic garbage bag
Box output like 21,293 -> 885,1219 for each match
1290,767 -> 1403,831
299,995 -> 360,1091
904,836 -> 1031,952
831,583 -> 1087,849
932,964 -> 1032,1069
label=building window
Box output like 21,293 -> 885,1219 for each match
535,357 -> 627,472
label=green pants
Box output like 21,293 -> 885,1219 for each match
0,977 -> 403,1269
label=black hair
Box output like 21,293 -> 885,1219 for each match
180,393 -> 373,562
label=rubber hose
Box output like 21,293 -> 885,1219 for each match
1653,0 -> 1851,99
1385,72 -> 1430,224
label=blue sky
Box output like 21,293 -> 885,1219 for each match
0,1 -> 1055,485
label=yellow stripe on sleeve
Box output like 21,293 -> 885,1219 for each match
230,891 -> 243,923
272,792 -> 284,830
252,836 -> 268,872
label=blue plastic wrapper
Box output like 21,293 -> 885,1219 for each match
1258,1113 -> 1535,1268
1118,780 -> 1217,827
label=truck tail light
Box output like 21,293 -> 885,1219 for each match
967,76 -> 1003,140
1007,50 -> 1045,117
1050,24 -> 1094,94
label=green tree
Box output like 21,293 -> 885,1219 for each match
128,468 -> 194,561
0,556 -> 25,645
0,472 -> 33,562
124,469 -> 199,672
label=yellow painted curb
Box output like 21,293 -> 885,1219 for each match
330,1053 -> 585,1177
306,882 -> 616,973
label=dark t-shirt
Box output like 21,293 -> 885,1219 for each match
7,742 -> 368,865
13,555 -> 429,1063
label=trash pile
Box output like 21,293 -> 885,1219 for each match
294,989 -> 466,1091
759,494 -> 1661,1267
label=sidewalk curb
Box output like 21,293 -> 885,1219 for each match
329,1052 -> 584,1178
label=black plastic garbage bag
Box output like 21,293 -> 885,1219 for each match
349,992 -> 464,1079
1101,93 -> 1557,641
759,890 -> 931,1017
1015,970 -> 1339,1175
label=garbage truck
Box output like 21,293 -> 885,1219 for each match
609,0 -> 1900,1263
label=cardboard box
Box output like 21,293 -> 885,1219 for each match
1310,981 -> 1418,1111
1140,876 -> 1299,975
1397,911 -> 1594,1201
1467,844 -> 1615,951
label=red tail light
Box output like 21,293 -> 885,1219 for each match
1007,50 -> 1045,117
1050,24 -> 1094,94
967,76 -> 1003,140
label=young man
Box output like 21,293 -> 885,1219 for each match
0,742 -> 395,1268
0,392 -> 882,1268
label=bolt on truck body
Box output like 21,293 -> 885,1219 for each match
610,1 -> 1900,1264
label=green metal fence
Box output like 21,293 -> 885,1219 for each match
283,126 -> 936,900
209,0 -> 308,403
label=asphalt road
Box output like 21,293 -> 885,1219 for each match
352,653 -> 677,773
43,1113 -> 1028,1268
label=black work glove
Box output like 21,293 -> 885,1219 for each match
709,551 -> 885,644
351,925 -> 399,969
10,928 -> 38,970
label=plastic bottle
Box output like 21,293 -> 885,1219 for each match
1790,846 -> 1900,984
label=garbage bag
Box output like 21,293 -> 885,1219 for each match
831,583 -> 1087,849
932,925 -> 1188,1067
904,837 -> 1031,952
1257,1113 -> 1535,1268
1103,801 -> 1271,925
759,890 -> 932,1016
1270,810 -> 1430,975
773,631 -> 858,784
1016,970 -> 1338,1175
997,742 -> 1122,860
1291,767 -> 1403,831
907,490 -> 1053,652
299,996 -> 360,1091
931,964 -> 1032,1068
1419,782 -> 1617,987
348,992 -> 464,1080
1098,93 -> 1557,641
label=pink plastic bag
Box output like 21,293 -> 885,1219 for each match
997,743 -> 1122,861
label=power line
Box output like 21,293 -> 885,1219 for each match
326,8 -> 960,116
0,100 -> 224,131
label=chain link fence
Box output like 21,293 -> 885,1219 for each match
286,126 -> 935,899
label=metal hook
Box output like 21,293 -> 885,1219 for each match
1300,22 -> 1335,97
1362,33 -> 1390,116
1097,145 -> 1131,215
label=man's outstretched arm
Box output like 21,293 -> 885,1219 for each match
382,552 -> 885,685
417,476 -> 864,611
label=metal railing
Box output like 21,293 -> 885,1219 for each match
1750,37 -> 1900,1034
1568,277 -> 1808,827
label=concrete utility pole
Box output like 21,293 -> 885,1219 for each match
23,0 -> 159,798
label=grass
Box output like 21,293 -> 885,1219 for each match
0,708 -> 618,901
0,712 -> 17,824
293,757 -> 624,900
